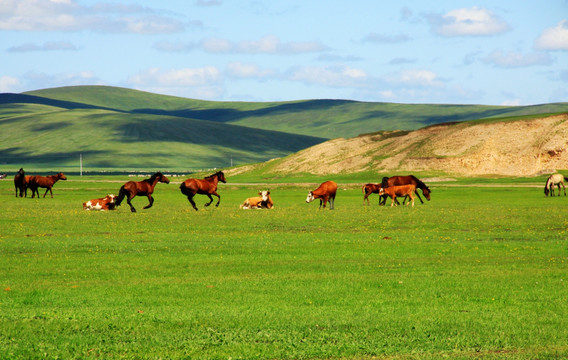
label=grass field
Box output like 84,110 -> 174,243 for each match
1,176 -> 567,359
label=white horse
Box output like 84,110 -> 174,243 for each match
544,173 -> 568,197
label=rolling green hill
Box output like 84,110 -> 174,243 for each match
2,85 -> 568,172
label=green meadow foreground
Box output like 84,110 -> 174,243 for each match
1,177 -> 567,359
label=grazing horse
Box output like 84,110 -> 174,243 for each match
379,175 -> 431,205
27,172 -> 67,198
240,190 -> 273,209
362,183 -> 383,205
115,172 -> 170,212
14,168 -> 26,197
306,180 -> 337,209
379,184 -> 417,207
179,171 -> 226,211
544,173 -> 568,197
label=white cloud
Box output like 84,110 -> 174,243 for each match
385,69 -> 444,88
7,41 -> 78,52
363,33 -> 411,44
289,65 -> 369,88
128,67 -> 224,99
535,20 -> 568,51
129,67 -> 222,87
430,7 -> 510,37
483,50 -> 553,68
18,71 -> 101,90
0,0 -> 189,33
226,62 -> 275,79
0,76 -> 21,92
155,35 -> 328,54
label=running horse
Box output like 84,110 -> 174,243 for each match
379,175 -> 431,205
115,172 -> 170,212
27,172 -> 67,198
544,173 -> 568,197
179,171 -> 226,211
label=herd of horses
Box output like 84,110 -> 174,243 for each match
12,168 -> 568,211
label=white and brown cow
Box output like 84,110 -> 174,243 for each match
240,190 -> 273,209
83,194 -> 117,211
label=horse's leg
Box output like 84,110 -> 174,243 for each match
416,191 -> 424,204
187,195 -> 198,211
43,187 -> 52,198
204,194 -> 214,207
563,182 -> 566,196
126,195 -> 136,212
391,195 -> 396,207
211,191 -> 221,207
143,195 -> 154,209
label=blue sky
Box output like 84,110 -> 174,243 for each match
1,0 -> 567,105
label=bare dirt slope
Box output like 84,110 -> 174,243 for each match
266,113 -> 568,177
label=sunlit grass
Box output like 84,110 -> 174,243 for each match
1,178 -> 567,359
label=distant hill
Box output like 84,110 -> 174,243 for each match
25,86 -> 568,138
242,113 -> 568,177
2,85 -> 568,171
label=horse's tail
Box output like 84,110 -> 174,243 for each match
564,176 -> 568,182
115,186 -> 127,206
362,184 -> 367,194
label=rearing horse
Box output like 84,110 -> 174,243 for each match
115,172 -> 170,212
27,172 -> 67,198
179,171 -> 226,211
544,173 -> 568,197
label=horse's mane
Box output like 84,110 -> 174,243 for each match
204,171 -> 223,180
146,172 -> 163,183
410,175 -> 428,189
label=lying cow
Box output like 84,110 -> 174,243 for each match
83,194 -> 117,211
240,190 -> 273,209
378,184 -> 416,207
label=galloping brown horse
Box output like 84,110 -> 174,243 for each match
179,171 -> 226,211
14,168 -> 26,197
379,175 -> 431,205
27,172 -> 67,198
115,172 -> 170,212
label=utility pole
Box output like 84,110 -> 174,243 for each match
80,154 -> 83,176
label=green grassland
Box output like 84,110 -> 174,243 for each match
1,176 -> 567,359
2,86 -> 568,171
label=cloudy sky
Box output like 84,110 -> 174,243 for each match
1,0 -> 567,105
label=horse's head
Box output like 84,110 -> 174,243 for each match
158,172 -> 170,184
57,172 -> 67,181
217,171 -> 227,183
306,191 -> 315,203
423,187 -> 431,201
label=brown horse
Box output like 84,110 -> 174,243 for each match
362,183 -> 383,205
378,184 -> 417,207
379,175 -> 431,205
306,180 -> 337,209
27,172 -> 67,198
14,168 -> 26,197
179,171 -> 226,211
115,172 -> 170,212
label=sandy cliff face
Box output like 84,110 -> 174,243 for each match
268,114 -> 568,176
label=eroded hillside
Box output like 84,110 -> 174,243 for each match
265,113 -> 568,177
